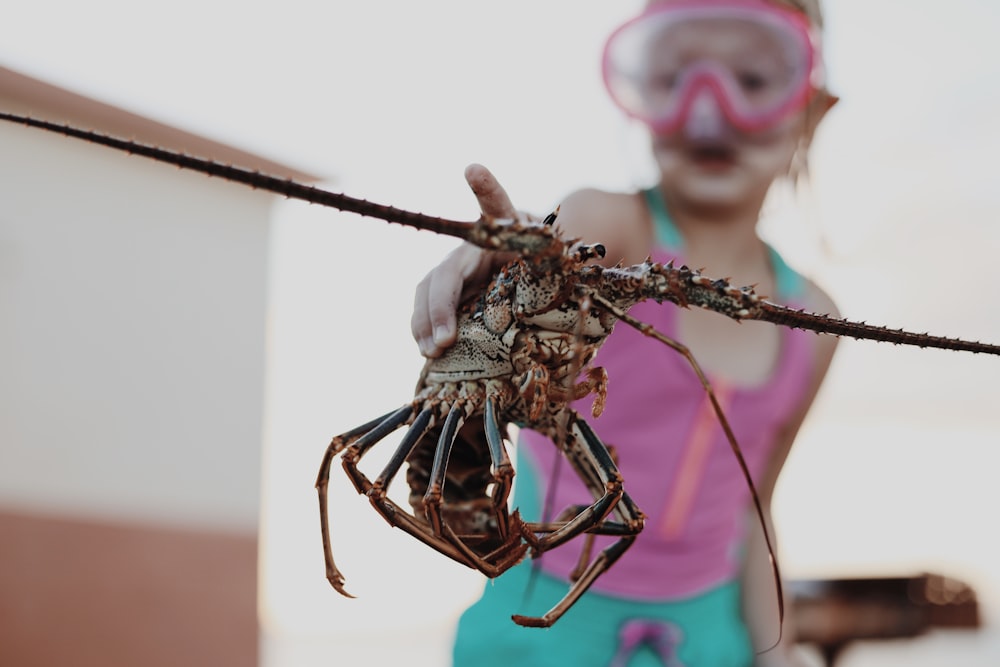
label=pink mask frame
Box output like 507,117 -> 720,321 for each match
602,0 -> 823,134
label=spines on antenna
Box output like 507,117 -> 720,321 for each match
751,301 -> 1000,356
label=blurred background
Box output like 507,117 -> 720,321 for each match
1,1 -> 998,665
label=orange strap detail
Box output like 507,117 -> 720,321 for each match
657,382 -> 734,539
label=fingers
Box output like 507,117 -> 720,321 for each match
412,244 -> 484,357
465,163 -> 518,220
412,164 -> 516,358
412,274 -> 449,358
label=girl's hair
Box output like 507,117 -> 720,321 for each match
771,0 -> 824,27
755,0 -> 832,183
645,0 -> 824,28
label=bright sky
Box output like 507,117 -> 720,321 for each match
3,2 -> 999,664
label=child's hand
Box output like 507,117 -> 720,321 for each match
411,164 -> 519,358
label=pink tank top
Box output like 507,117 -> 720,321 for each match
519,198 -> 816,600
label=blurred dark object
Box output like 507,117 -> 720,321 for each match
791,573 -> 980,666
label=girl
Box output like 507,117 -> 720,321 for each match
412,1 -> 838,664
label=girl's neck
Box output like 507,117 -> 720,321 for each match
659,186 -> 770,281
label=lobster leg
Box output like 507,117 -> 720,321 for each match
344,407 -> 492,570
526,418 -> 633,552
422,404 -> 466,537
527,438 -> 643,589
513,416 -> 643,627
483,393 -> 515,534
425,395 -> 530,577
565,443 -> 619,582
359,407 -> 435,491
316,405 -> 415,596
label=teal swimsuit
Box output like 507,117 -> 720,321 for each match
452,457 -> 750,667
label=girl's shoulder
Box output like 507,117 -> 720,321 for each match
555,188 -> 653,265
798,275 -> 839,321
796,275 -> 841,371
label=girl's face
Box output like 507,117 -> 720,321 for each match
603,0 -> 829,210
650,91 -> 808,211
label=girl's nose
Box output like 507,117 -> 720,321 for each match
682,87 -> 729,140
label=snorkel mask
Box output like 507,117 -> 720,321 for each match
602,0 -> 824,135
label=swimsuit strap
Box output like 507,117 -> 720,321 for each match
642,186 -> 684,250
642,186 -> 806,301
767,243 -> 807,301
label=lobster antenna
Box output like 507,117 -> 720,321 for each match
749,301 -> 1000,355
0,111 -> 494,242
8,111 -> 998,357
644,264 -> 1000,356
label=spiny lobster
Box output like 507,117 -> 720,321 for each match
4,112 -> 999,629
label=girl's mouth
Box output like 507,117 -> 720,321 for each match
686,142 -> 738,168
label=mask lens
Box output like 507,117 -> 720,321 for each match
603,2 -> 817,132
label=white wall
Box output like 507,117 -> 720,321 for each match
0,119 -> 271,532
